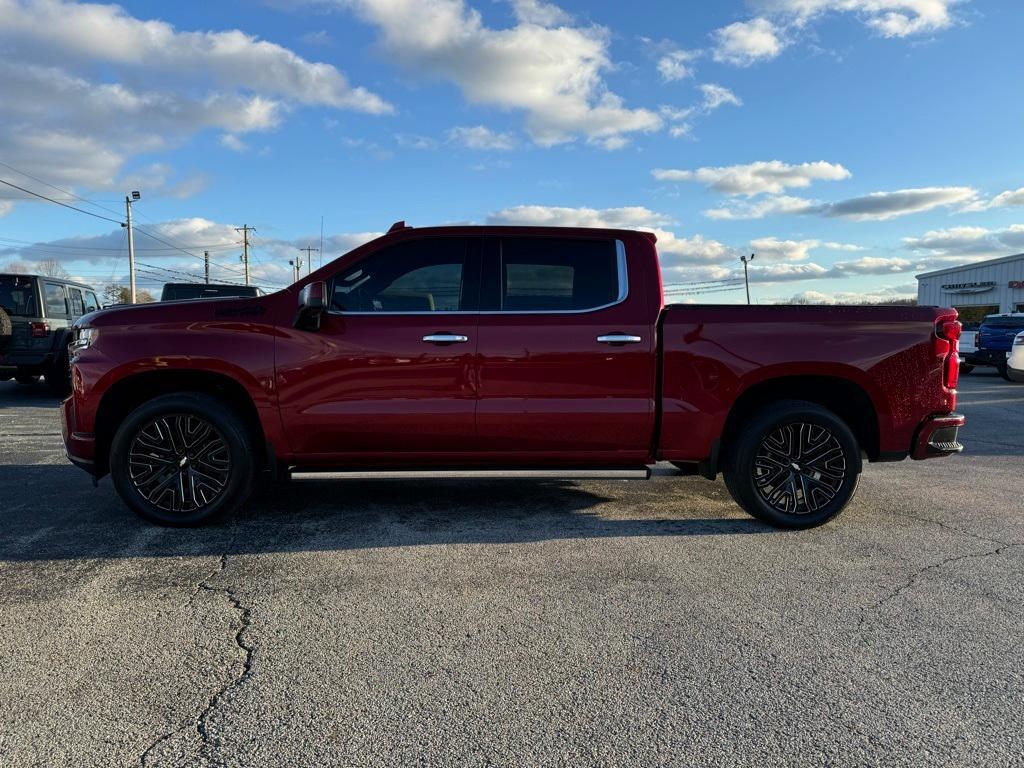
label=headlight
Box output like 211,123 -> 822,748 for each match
70,327 -> 98,351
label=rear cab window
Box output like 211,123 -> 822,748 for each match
0,276 -> 38,317
484,237 -> 624,312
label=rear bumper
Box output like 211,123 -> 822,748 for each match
911,413 -> 965,460
0,351 -> 55,370
964,349 -> 1007,367
61,396 -> 97,474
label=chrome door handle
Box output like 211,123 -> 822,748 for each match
597,334 -> 642,345
423,333 -> 469,344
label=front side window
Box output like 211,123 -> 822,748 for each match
498,238 -> 620,312
84,291 -> 100,313
43,283 -> 67,317
331,238 -> 471,313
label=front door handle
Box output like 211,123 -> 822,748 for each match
423,333 -> 469,344
597,333 -> 642,345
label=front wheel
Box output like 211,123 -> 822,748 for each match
110,393 -> 255,526
723,400 -> 861,529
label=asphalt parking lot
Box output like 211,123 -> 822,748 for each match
1,372 -> 1022,767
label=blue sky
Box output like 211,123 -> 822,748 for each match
0,0 -> 1022,302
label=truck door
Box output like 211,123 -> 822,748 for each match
276,236 -> 482,460
474,235 -> 656,463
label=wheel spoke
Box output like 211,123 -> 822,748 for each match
128,412 -> 231,515
753,420 -> 847,516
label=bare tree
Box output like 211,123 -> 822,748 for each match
103,284 -> 155,305
36,259 -> 69,278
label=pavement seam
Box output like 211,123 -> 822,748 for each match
857,542 -> 1024,638
138,527 -> 255,768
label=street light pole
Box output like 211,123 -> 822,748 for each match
740,253 -> 755,305
122,191 -> 140,304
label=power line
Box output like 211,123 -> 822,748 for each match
0,159 -> 124,218
0,178 -> 124,225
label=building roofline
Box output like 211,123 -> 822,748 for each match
916,252 -> 1024,280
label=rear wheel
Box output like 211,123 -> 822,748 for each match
998,363 -> 1014,382
723,400 -> 860,529
110,393 -> 255,526
45,348 -> 71,396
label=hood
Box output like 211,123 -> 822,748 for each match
78,294 -> 278,328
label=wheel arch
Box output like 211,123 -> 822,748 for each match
721,374 -> 881,465
94,369 -> 268,477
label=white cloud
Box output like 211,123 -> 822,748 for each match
751,262 -> 830,280
704,195 -> 817,220
447,125 -> 517,150
748,236 -> 862,261
668,124 -> 694,139
484,205 -> 735,266
698,84 -> 743,111
713,18 -> 786,65
815,186 -> 978,220
965,186 -> 1024,211
509,0 -> 571,25
219,134 -> 249,153
904,224 -> 1024,261
758,0 -> 959,38
338,0 -> 661,147
657,49 -> 699,81
653,160 -> 850,195
778,286 -> 918,305
828,256 -> 914,274
0,0 -> 390,202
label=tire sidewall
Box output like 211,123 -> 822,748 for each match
728,401 -> 861,529
110,393 -> 254,526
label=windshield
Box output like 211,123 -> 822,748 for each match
0,275 -> 37,317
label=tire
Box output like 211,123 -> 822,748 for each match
959,364 -> 974,375
998,364 -> 1013,382
15,373 -> 39,385
110,393 -> 255,526
45,348 -> 71,397
0,306 -> 12,340
722,400 -> 861,529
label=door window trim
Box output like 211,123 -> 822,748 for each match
327,238 -> 627,316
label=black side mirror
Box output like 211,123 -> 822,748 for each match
295,281 -> 328,331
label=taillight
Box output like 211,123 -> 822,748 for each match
936,318 -> 961,389
30,322 -> 50,338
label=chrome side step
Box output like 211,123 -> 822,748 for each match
290,468 -> 651,481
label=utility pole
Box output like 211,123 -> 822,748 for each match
288,258 -> 301,283
235,224 -> 255,285
204,251 -> 210,284
299,246 -> 319,276
122,191 -> 140,303
740,253 -> 755,305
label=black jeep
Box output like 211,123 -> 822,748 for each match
0,274 -> 101,395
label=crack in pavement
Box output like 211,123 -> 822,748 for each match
857,543 -> 1024,637
892,510 -> 1023,548
139,534 -> 256,767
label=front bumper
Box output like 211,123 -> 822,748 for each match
911,413 -> 965,460
61,396 -> 97,474
1008,365 -> 1024,383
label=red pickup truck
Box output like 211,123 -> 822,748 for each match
63,224 -> 964,529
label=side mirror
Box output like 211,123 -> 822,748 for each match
295,281 -> 327,331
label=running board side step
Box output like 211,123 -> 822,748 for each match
289,468 -> 651,481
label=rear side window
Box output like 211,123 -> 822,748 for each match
43,283 -> 67,317
0,276 -> 37,317
496,238 -> 621,312
331,238 -> 472,312
68,287 -> 85,316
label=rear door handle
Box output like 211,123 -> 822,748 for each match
597,333 -> 642,345
423,333 -> 469,344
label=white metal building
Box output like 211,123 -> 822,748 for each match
916,253 -> 1024,325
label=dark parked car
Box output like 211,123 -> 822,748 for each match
160,283 -> 263,301
964,312 -> 1024,380
66,223 -> 964,529
1,274 -> 100,394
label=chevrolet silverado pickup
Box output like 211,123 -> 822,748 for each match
63,223 -> 965,528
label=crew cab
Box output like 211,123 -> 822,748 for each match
63,224 -> 965,529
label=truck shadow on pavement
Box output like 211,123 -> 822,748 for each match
0,464 -> 770,562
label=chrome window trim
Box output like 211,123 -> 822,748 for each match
327,238 -> 628,317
